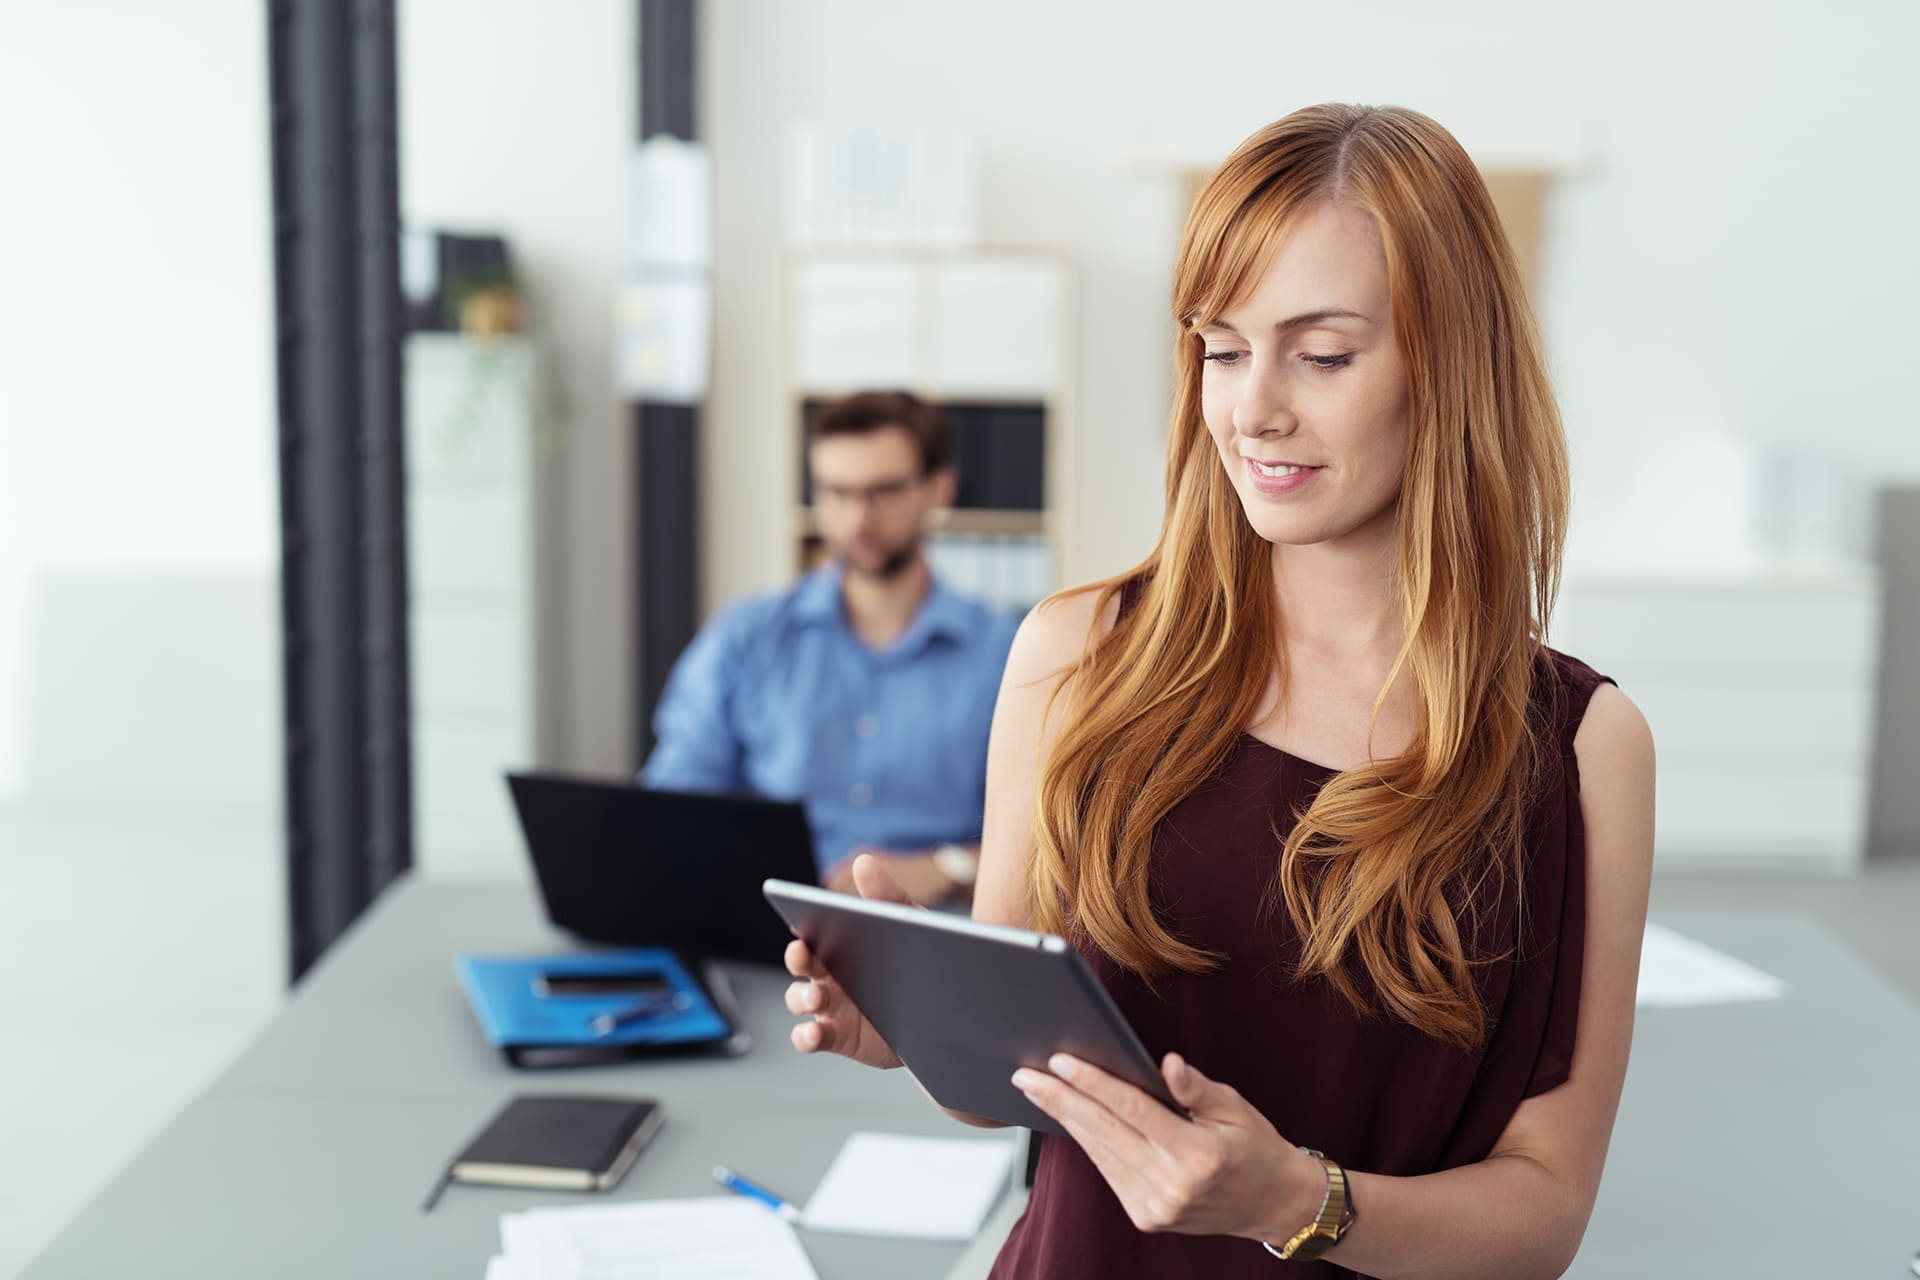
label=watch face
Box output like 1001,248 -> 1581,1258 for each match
933,844 -> 978,886
1292,1234 -> 1337,1261
1278,1226 -> 1338,1262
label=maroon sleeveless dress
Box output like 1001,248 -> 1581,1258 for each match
991,622 -> 1614,1279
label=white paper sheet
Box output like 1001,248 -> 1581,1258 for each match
499,1212 -> 538,1266
483,1254 -> 528,1280
496,1198 -> 817,1280
801,1132 -> 1016,1240
1636,922 -> 1787,1007
628,137 -> 711,270
613,280 -> 711,403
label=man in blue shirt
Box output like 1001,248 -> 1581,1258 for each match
641,392 -> 1018,905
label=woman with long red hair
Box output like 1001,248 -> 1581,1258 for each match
786,102 -> 1654,1279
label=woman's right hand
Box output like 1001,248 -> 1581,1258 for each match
783,853 -> 906,1070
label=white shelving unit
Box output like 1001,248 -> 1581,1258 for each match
1557,568 -> 1883,874
403,334 -> 537,880
783,247 -> 1073,615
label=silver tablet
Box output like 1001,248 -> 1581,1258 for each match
763,879 -> 1181,1136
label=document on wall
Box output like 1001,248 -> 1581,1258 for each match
1636,922 -> 1787,1008
614,280 -> 711,404
782,123 -> 979,246
629,136 -> 711,270
489,1198 -> 818,1280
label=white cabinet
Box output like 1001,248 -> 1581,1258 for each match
789,259 -> 920,391
789,251 -> 1066,399
784,247 -> 1073,616
923,258 -> 1064,396
403,334 -> 536,880
1556,570 -> 1882,874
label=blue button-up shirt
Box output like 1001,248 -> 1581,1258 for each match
640,564 -> 1019,873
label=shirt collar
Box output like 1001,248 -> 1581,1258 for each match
791,562 -> 844,627
790,560 -> 972,650
909,574 -> 973,647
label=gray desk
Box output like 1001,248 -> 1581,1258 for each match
22,887 -> 1920,1277
21,880 -> 981,1279
1572,910 -> 1920,1278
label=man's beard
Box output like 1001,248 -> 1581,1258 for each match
843,541 -> 918,581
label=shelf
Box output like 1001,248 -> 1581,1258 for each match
796,386 -> 1058,407
793,507 -> 1046,539
933,509 -> 1047,535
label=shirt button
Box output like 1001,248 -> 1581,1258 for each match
848,783 -> 873,807
855,714 -> 880,738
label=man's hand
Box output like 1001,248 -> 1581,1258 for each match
822,847 -> 955,905
784,854 -> 910,1070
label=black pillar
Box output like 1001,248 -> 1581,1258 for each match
633,0 -> 701,763
267,0 -> 412,982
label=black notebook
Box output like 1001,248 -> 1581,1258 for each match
425,1095 -> 664,1210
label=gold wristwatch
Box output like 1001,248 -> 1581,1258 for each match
1264,1148 -> 1355,1262
931,842 -> 979,890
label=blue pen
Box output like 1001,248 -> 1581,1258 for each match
712,1165 -> 804,1224
589,991 -> 693,1036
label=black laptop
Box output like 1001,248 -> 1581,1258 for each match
505,771 -> 819,965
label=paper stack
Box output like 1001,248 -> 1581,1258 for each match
487,1198 -> 817,1280
1637,923 -> 1788,1008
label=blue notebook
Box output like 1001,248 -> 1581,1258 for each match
457,949 -> 749,1067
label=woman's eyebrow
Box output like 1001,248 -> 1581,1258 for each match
1193,308 -> 1371,335
1276,307 -> 1371,330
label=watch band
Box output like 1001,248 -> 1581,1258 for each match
1263,1148 -> 1352,1262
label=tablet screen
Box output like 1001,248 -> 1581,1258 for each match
765,879 -> 1180,1134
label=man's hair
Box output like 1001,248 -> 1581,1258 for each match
806,391 -> 952,476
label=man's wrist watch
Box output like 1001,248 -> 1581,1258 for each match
1263,1148 -> 1355,1262
930,843 -> 979,890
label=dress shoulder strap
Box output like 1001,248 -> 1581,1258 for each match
1539,647 -> 1615,753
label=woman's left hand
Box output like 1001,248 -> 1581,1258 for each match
1012,1051 -> 1326,1242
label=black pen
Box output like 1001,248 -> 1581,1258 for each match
590,991 -> 693,1036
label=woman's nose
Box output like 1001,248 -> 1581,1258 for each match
1232,360 -> 1297,438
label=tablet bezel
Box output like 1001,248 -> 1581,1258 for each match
763,878 -> 1181,1135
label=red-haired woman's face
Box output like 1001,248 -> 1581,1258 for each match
1195,200 -> 1410,554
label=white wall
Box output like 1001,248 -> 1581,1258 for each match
701,0 -> 1920,606
0,0 -> 278,805
0,8 -> 284,1264
399,0 -> 636,775
13,2 -> 1905,790
0,0 -> 642,797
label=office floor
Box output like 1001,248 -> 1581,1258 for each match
0,805 -> 283,1280
0,822 -> 1913,1280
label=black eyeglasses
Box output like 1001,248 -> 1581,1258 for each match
811,475 -> 924,510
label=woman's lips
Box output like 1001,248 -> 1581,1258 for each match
1245,458 -> 1324,495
